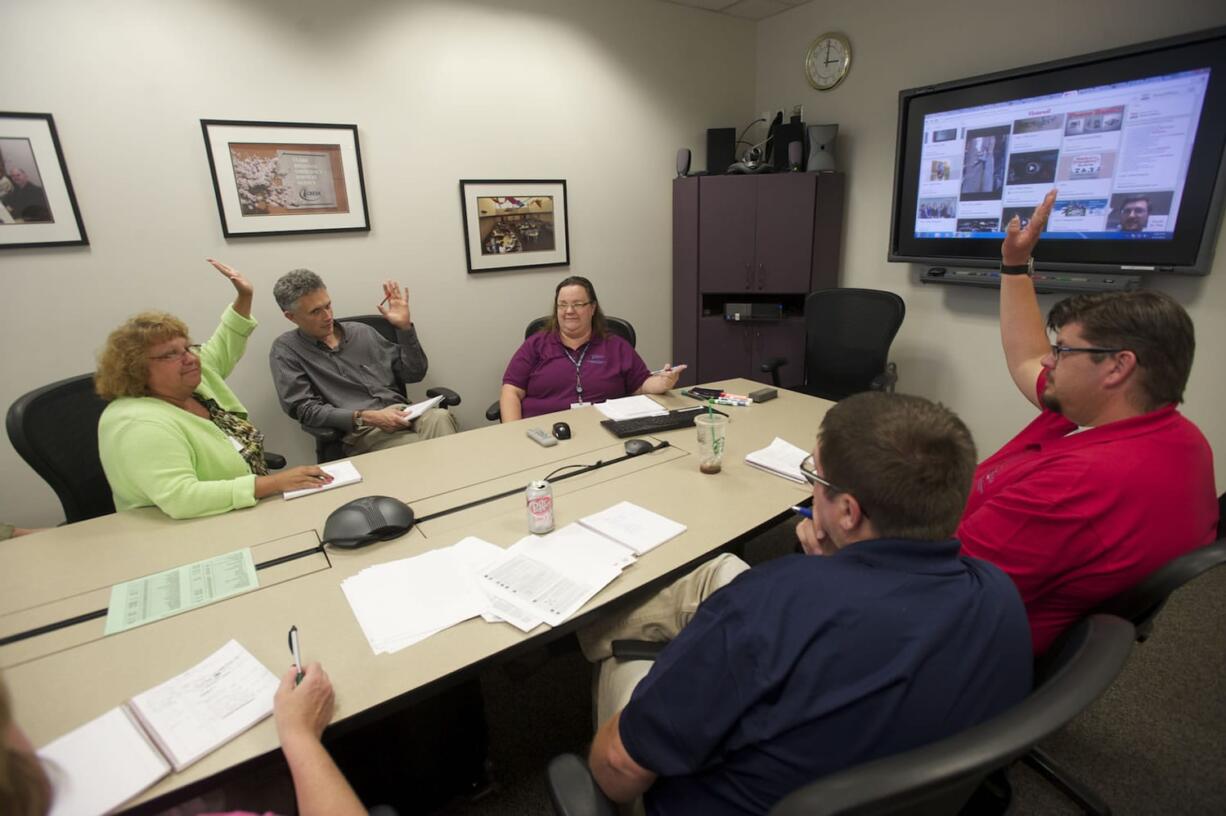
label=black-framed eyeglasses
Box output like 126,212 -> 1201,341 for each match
556,301 -> 592,312
1049,344 -> 1124,362
800,454 -> 849,493
800,455 -> 870,518
149,344 -> 202,363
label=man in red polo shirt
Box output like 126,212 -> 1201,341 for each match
957,188 -> 1219,654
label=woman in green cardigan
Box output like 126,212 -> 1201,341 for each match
96,260 -> 331,519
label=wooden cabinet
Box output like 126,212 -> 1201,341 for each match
674,172 -> 844,389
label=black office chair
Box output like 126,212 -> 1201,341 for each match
300,315 -> 461,463
485,315 -> 637,422
7,374 -> 288,524
761,288 -> 905,400
1021,531 -> 1226,816
7,374 -> 115,524
545,615 -> 1135,816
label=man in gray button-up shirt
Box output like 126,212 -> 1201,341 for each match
270,269 -> 458,456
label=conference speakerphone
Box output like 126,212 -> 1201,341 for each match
921,266 -> 1141,294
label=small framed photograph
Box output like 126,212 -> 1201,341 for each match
459,180 -> 569,273
201,119 -> 370,238
0,112 -> 88,249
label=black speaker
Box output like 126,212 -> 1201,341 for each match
706,128 -> 736,175
676,148 -> 691,178
773,120 -> 806,171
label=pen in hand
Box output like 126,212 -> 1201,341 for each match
791,505 -> 813,519
288,625 -> 304,685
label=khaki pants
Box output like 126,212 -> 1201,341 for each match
578,553 -> 751,728
341,407 -> 458,456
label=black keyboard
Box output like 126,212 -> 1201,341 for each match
600,406 -> 726,438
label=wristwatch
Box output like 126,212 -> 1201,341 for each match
1000,258 -> 1034,276
353,410 -> 366,430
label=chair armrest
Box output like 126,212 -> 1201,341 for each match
546,753 -> 617,816
426,387 -> 462,408
302,424 -> 342,442
611,639 -> 666,662
760,357 -> 788,388
262,452 -> 287,471
486,401 -> 502,423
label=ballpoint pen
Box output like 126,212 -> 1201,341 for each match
791,505 -> 813,519
288,625 -> 303,685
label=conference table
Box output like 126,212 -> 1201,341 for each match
0,379 -> 828,812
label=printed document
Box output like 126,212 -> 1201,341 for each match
283,459 -> 363,500
744,437 -> 810,484
105,548 -> 258,635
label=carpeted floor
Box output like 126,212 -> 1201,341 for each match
442,518 -> 1226,816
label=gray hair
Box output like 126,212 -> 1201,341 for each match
273,268 -> 326,312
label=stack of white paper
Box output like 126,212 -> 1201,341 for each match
340,546 -> 488,654
579,501 -> 688,555
339,504 -> 689,653
745,437 -> 810,484
283,460 -> 363,500
595,395 -> 668,421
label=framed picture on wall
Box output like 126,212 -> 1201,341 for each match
201,119 -> 370,238
459,180 -> 569,273
0,112 -> 88,249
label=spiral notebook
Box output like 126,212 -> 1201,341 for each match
39,640 -> 278,816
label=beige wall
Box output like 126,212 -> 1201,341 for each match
0,0 -> 754,525
756,0 -> 1226,483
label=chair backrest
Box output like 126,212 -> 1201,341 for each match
801,288 -> 905,401
340,313 -> 398,345
1090,537 -> 1226,640
769,615 -> 1135,816
524,315 -> 637,348
6,373 -> 115,523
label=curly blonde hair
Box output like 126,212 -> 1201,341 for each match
95,311 -> 192,400
0,675 -> 52,816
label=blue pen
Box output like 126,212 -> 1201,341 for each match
790,505 -> 813,519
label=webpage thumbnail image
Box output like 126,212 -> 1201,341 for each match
960,126 -> 1010,200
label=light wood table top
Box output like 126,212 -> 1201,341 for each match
0,379 -> 830,811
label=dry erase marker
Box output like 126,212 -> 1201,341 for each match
791,505 -> 813,519
288,625 -> 303,685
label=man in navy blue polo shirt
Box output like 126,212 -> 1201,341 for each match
584,392 -> 1033,815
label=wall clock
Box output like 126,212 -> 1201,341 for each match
805,32 -> 852,91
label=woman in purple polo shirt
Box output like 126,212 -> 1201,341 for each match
499,276 -> 684,421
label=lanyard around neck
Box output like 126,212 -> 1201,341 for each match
563,342 -> 590,401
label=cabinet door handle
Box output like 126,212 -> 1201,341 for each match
758,263 -> 765,290
744,263 -> 752,289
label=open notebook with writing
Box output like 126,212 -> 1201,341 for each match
39,640 -> 278,816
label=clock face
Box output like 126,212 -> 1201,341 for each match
805,33 -> 851,91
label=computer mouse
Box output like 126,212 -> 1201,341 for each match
624,438 -> 654,457
322,495 -> 414,549
552,421 -> 572,440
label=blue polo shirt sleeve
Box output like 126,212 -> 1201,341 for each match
618,583 -> 759,776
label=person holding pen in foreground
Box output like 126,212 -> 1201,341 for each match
499,276 -> 684,421
96,260 -> 332,519
0,665 -> 367,816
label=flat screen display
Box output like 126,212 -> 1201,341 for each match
889,28 -> 1226,275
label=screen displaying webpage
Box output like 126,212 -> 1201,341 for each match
914,67 -> 1210,241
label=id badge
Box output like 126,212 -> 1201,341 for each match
570,401 -> 586,409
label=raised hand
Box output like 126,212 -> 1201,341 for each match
207,258 -> 254,317
377,280 -> 412,330
1002,188 -> 1056,266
